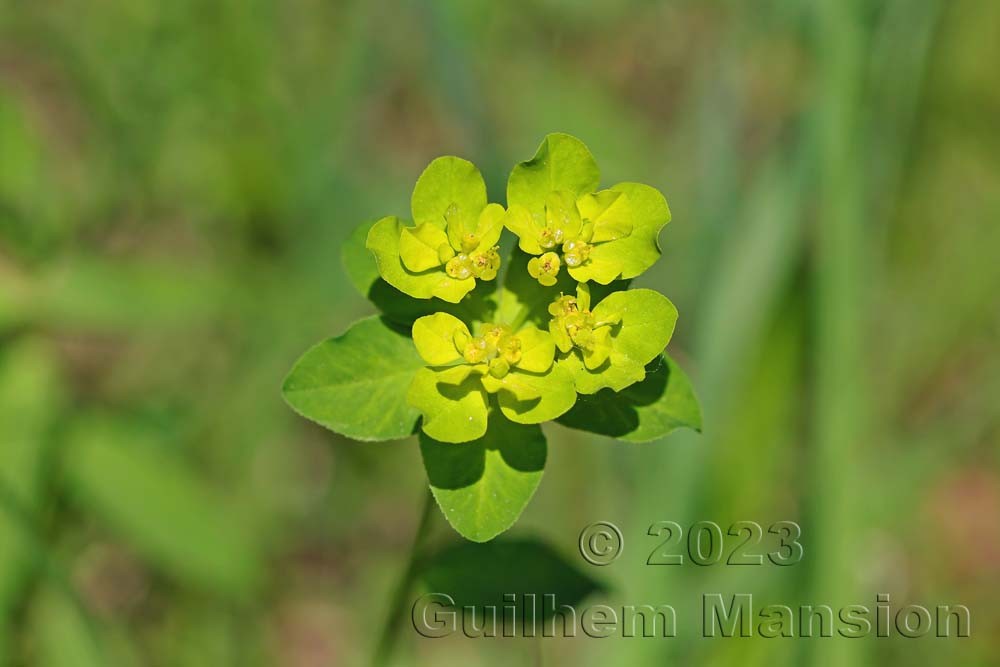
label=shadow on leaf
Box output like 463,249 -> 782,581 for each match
417,538 -> 606,632
421,409 -> 545,490
557,354 -> 702,442
367,278 -> 498,328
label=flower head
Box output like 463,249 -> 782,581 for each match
406,312 -> 576,442
504,133 -> 671,286
550,284 -> 678,395
367,157 -> 505,303
548,284 -> 620,369
527,251 -> 562,287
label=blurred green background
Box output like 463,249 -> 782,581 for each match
1,0 -> 998,665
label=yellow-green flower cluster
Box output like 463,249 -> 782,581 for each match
360,133 -> 677,444
406,313 -> 575,443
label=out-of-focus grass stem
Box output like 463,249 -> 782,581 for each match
370,487 -> 436,667
806,0 -> 868,665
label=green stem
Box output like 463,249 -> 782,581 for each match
807,1 -> 868,666
371,487 -> 436,667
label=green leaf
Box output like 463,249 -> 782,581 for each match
411,156 -> 488,233
503,205 -> 544,255
489,363 -> 577,424
342,219 -> 381,296
367,278 -> 499,329
0,94 -> 63,258
407,368 -> 490,443
420,412 -> 546,542
578,190 -> 632,243
558,354 -> 702,441
471,204 -> 507,251
30,586 -> 106,667
399,223 -> 450,272
63,420 -> 262,597
568,182 -> 671,284
0,269 -> 27,332
283,316 -> 424,441
507,133 -> 600,216
0,340 -> 60,613
366,216 -> 475,303
412,312 -> 468,366
515,325 -> 556,373
345,220 -> 496,325
559,289 -> 678,394
419,538 -> 603,627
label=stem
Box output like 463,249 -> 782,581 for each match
808,1 -> 868,665
371,487 -> 436,667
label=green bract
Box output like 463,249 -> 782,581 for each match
505,133 -> 671,285
367,157 -> 504,303
550,283 -> 678,394
408,313 -> 575,443
283,134 -> 700,542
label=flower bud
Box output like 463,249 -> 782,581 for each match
527,252 -> 561,287
446,254 -> 473,280
470,246 -> 501,281
548,294 -> 578,317
463,336 -> 488,364
500,335 -> 522,365
488,357 -> 511,378
482,324 -> 511,347
562,239 -> 592,268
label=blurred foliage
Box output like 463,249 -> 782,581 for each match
0,0 -> 998,665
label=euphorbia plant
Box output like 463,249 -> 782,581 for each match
283,133 -> 701,543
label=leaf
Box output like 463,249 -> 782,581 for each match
367,278 -> 499,329
342,219 -> 381,296
568,182 -> 671,284
490,363 -> 577,424
407,368 -> 490,443
0,340 -> 60,613
418,539 -> 603,629
0,269 -> 27,332
558,355 -> 702,441
366,216 -> 474,303
578,190 -> 632,243
559,289 -> 678,394
507,133 -> 600,217
283,316 -> 425,441
62,420 -> 262,597
472,204 -> 507,251
412,312 -> 467,365
0,94 -> 63,257
399,223 -> 450,272
420,412 -> 546,542
515,326 -> 556,373
411,156 -> 488,234
503,205 -> 544,255
30,586 -> 105,667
